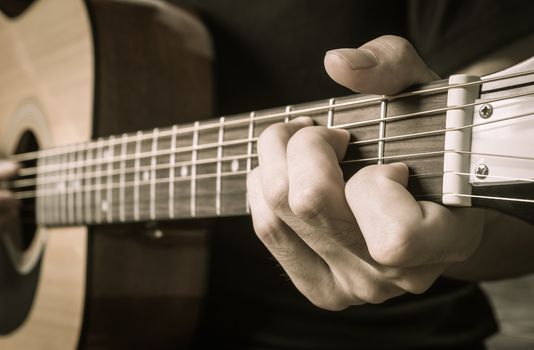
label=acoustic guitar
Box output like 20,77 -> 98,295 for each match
0,0 -> 533,349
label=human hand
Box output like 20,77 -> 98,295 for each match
247,36 -> 485,310
0,160 -> 19,229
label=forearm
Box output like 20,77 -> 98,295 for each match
444,209 -> 534,281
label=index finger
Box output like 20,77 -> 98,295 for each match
286,126 -> 367,256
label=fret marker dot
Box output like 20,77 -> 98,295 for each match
143,170 -> 150,182
101,200 -> 108,212
180,166 -> 188,177
231,159 -> 239,172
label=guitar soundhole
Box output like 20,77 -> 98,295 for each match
0,0 -> 35,18
14,130 -> 38,250
0,130 -> 42,335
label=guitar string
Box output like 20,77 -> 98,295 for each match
13,86 -> 534,171
32,175 -> 534,225
9,108 -> 534,188
24,168 -> 534,225
31,194 -> 534,225
415,193 -> 534,204
13,97 -> 534,179
10,68 -> 534,163
10,147 -> 534,192
42,191 -> 534,223
10,146 -> 534,190
12,150 -> 534,200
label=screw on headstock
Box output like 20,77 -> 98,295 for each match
475,164 -> 489,180
478,104 -> 493,119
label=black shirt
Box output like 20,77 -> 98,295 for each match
169,0 -> 534,348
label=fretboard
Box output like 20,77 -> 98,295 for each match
15,80 -> 450,227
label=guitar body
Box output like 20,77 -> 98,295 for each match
0,0 -> 214,348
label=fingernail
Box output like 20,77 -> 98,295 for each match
390,162 -> 409,171
331,128 -> 351,140
290,116 -> 314,126
326,48 -> 379,70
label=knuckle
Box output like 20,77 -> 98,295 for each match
307,281 -> 350,311
345,165 -> 383,196
374,35 -> 414,58
252,217 -> 286,245
257,123 -> 290,152
263,179 -> 289,213
288,185 -> 327,221
368,226 -> 414,267
287,126 -> 337,157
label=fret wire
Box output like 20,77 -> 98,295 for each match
245,111 -> 255,214
150,129 -> 159,220
216,117 -> 225,216
327,98 -> 335,128
67,145 -> 76,224
285,105 -> 292,123
13,69 -> 534,164
61,151 -> 69,224
191,121 -> 199,217
169,125 -> 178,219
18,87 -> 534,177
75,146 -> 84,223
57,153 -> 63,224
119,133 -> 128,222
35,155 -> 42,223
106,136 -> 115,223
134,131 -> 142,222
84,146 -> 93,224
51,154 -> 57,224
95,139 -> 104,224
377,97 -> 387,165
46,155 -> 53,223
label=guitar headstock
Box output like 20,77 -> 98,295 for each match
468,56 -> 534,223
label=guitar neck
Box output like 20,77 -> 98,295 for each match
17,79 -> 452,227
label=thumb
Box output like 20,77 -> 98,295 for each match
0,161 -> 18,180
324,35 -> 439,95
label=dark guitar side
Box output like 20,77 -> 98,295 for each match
81,1 -> 214,348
